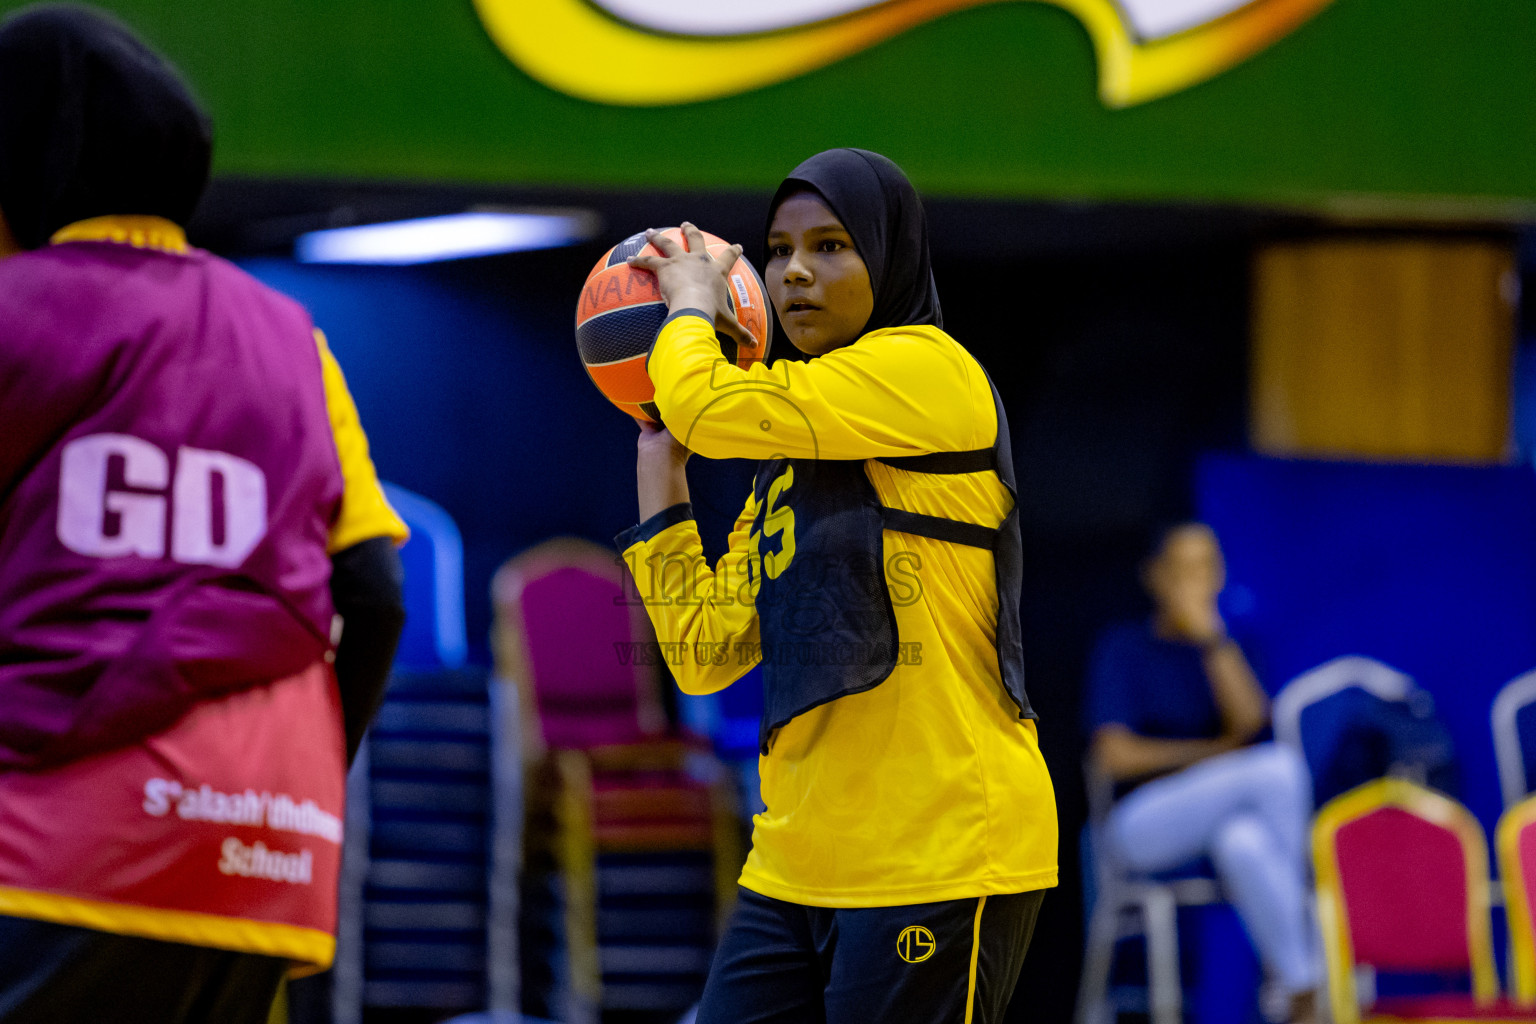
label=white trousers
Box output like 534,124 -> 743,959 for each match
1107,742 -> 1319,993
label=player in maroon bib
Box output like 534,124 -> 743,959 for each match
0,7 -> 407,1021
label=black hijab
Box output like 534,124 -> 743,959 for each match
766,148 -> 941,333
0,4 -> 211,250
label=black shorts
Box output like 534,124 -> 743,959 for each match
697,887 -> 1045,1024
0,915 -> 287,1024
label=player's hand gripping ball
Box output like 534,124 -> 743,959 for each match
576,227 -> 771,423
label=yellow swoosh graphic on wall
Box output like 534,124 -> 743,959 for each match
472,0 -> 1333,108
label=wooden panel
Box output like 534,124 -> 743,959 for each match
1252,238 -> 1516,462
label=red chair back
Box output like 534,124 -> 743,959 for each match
1334,806 -> 1473,970
493,537 -> 664,751
1313,779 -> 1497,1024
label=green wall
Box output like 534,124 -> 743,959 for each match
7,0 -> 1535,205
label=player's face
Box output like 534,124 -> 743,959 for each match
766,191 -> 874,356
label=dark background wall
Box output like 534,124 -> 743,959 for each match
959,244 -> 1251,1022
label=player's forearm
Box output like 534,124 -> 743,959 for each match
1092,725 -> 1234,782
638,446 -> 690,521
329,536 -> 406,764
1204,641 -> 1268,742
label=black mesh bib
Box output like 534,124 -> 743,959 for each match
750,380 -> 1034,752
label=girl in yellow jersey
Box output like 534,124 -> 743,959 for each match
617,149 -> 1057,1023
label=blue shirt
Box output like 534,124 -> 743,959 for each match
1085,619 -> 1225,743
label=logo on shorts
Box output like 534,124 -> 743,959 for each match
897,925 -> 936,963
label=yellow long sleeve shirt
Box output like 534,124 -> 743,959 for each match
621,312 -> 1057,907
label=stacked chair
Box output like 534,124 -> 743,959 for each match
492,537 -> 741,1024
331,484 -> 521,1024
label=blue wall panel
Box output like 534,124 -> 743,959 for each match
1197,454 -> 1536,836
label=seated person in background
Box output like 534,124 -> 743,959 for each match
1086,523 -> 1318,1024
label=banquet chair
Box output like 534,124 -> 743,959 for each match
1075,765 -> 1225,1024
1492,669 -> 1536,810
1311,779 -> 1536,1023
1497,794 -> 1536,1006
